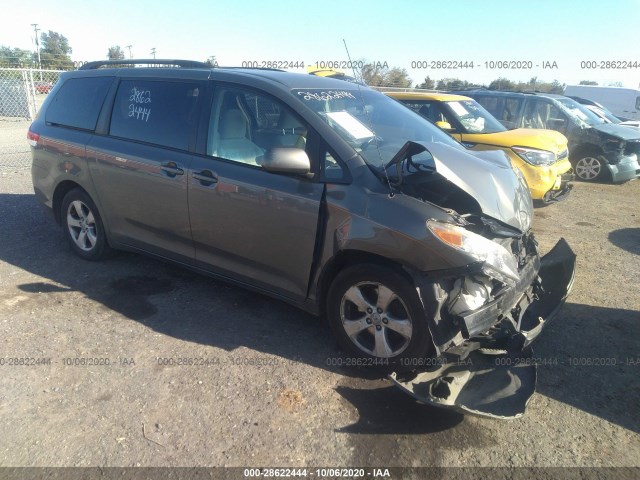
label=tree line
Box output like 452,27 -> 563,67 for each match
0,32 -> 215,70
416,76 -> 566,93
347,62 -> 609,92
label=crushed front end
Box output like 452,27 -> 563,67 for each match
380,141 -> 576,418
392,226 -> 576,419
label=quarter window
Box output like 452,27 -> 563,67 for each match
46,77 -> 113,131
322,147 -> 346,181
109,80 -> 201,150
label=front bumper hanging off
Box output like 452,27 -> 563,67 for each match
542,173 -> 574,204
389,238 -> 576,419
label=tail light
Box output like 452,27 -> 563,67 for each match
27,129 -> 40,147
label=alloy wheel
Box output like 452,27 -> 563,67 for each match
66,200 -> 98,251
340,281 -> 413,358
575,156 -> 602,180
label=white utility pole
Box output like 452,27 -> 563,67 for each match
31,24 -> 41,70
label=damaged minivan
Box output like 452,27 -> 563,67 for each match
30,60 -> 576,418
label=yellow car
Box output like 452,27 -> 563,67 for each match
387,92 -> 573,203
306,65 -> 362,84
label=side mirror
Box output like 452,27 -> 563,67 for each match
261,147 -> 311,175
435,121 -> 455,132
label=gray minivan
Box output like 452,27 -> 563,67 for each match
29,60 -> 575,417
456,90 -> 640,183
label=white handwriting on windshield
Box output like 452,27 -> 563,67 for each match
297,90 -> 356,101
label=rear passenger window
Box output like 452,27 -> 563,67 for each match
502,98 -> 523,129
46,77 -> 113,131
109,80 -> 200,150
474,96 -> 499,117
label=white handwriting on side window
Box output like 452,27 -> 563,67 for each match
128,87 -> 151,122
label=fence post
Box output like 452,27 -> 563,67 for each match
28,69 -> 36,120
19,69 -> 32,121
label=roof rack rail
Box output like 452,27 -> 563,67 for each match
449,86 -> 487,91
370,86 -> 444,93
79,59 -> 209,70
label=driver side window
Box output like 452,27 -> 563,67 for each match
208,88 -> 308,167
521,99 -> 567,132
405,101 -> 453,126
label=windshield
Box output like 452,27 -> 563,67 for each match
554,97 -> 606,127
292,88 -> 464,167
444,100 -> 506,134
588,105 -> 620,124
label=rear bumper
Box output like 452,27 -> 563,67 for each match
390,238 -> 576,418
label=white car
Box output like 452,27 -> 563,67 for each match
569,96 -> 640,129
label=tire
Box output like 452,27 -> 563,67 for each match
326,263 -> 433,368
573,152 -> 607,182
61,188 -> 111,261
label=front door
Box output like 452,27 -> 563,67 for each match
188,85 -> 324,300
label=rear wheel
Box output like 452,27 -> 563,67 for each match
327,264 -> 433,368
61,188 -> 111,260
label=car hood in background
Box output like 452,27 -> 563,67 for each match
591,123 -> 640,140
463,128 -> 568,155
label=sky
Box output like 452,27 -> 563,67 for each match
1,0 -> 640,88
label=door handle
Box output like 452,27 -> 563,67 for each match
161,162 -> 184,177
192,170 -> 218,185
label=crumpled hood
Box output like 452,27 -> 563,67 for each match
592,123 -> 640,140
465,128 -> 568,155
398,141 -> 533,232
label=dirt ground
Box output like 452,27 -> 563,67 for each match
0,168 -> 638,471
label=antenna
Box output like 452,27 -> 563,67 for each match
342,39 -> 395,198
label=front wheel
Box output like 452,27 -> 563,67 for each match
326,264 -> 433,368
61,188 -> 111,261
573,153 -> 606,182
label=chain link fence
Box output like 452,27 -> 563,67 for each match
0,68 -> 64,172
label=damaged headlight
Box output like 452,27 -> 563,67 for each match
427,220 -> 520,286
512,146 -> 556,166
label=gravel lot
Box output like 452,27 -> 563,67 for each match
0,163 -> 638,471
